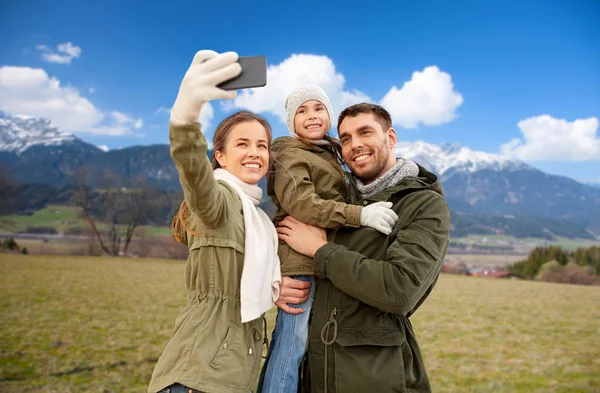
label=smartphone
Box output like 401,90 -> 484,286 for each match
218,56 -> 267,90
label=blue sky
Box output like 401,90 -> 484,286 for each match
1,0 -> 598,182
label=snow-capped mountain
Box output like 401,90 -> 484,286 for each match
0,111 -> 76,154
1,111 -> 599,237
0,111 -> 179,188
394,139 -> 600,225
395,141 -> 532,176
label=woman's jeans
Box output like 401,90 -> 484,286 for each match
257,275 -> 317,393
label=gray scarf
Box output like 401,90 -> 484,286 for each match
356,158 -> 419,198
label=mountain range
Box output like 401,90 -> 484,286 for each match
1,111 -> 599,240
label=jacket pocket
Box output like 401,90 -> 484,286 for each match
333,328 -> 406,393
209,322 -> 239,369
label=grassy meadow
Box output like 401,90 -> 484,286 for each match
1,254 -> 599,392
1,205 -> 172,236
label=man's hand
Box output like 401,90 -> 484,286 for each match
170,50 -> 242,126
276,216 -> 327,258
275,276 -> 311,314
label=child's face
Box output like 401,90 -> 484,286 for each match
294,100 -> 330,140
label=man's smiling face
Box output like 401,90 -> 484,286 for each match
338,112 -> 397,184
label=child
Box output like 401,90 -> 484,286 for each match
258,85 -> 398,393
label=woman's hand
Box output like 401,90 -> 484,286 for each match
170,50 -> 242,125
277,216 -> 327,258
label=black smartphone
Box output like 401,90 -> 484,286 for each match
218,56 -> 267,90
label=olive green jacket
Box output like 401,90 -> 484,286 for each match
267,137 -> 362,276
303,165 -> 451,393
147,123 -> 264,393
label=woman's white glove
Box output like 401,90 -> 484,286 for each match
359,201 -> 398,235
170,50 -> 242,125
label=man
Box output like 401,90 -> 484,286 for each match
275,103 -> 451,393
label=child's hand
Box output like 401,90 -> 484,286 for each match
359,201 -> 398,235
170,50 -> 241,125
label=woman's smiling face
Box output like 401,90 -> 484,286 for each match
215,120 -> 270,184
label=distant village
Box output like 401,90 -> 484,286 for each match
442,258 -> 516,279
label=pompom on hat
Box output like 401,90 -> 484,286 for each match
285,85 -> 334,137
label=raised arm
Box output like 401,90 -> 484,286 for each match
169,50 -> 241,228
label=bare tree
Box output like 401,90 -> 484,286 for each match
70,167 -> 158,256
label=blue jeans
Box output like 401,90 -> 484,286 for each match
257,275 -> 317,393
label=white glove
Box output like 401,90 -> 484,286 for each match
359,201 -> 398,235
170,50 -> 242,125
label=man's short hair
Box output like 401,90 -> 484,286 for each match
337,103 -> 392,131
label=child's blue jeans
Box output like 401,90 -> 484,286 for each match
257,275 -> 317,393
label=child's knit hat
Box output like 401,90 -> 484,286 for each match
285,85 -> 334,137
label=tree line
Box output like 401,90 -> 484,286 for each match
509,245 -> 600,285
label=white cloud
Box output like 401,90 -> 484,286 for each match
86,125 -> 134,136
97,144 -> 109,152
228,54 -> 462,131
37,42 -> 82,65
380,66 -> 463,128
230,54 -> 371,126
0,66 -> 142,136
111,111 -> 133,124
199,103 -> 213,131
134,119 -> 143,129
0,66 -> 103,130
155,106 -> 170,114
89,87 -> 95,94
500,115 -> 600,162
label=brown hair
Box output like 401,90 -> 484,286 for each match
172,111 -> 273,244
337,103 -> 392,132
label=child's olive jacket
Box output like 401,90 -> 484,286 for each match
147,123 -> 265,393
303,165 -> 451,393
267,136 -> 362,276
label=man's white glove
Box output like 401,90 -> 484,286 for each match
170,50 -> 242,125
359,201 -> 398,235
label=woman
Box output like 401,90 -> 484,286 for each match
147,50 -> 281,393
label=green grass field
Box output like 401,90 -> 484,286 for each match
452,234 -> 598,252
1,255 -> 599,392
0,205 -> 175,240
2,205 -> 82,232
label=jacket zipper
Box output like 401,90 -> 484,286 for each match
321,304 -> 339,393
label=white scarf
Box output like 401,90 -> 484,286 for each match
213,168 -> 281,323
